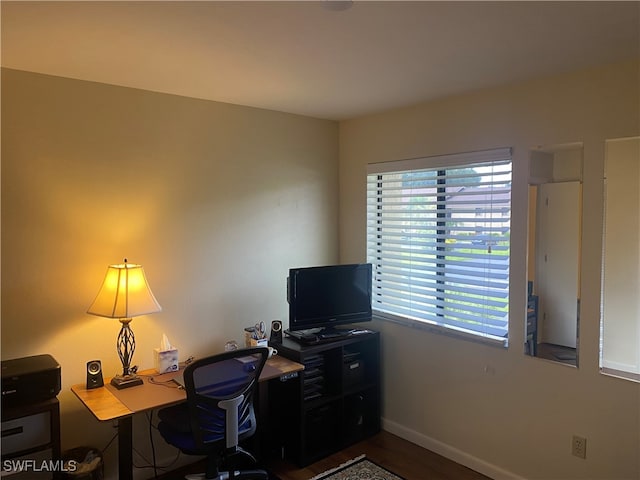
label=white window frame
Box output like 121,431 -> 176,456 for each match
600,137 -> 640,382
366,148 -> 513,346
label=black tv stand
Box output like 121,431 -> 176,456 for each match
269,330 -> 381,466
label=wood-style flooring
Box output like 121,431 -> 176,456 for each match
155,431 -> 490,480
535,342 -> 577,367
267,431 -> 490,480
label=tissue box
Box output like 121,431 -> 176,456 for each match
154,348 -> 179,373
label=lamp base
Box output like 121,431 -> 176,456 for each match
110,374 -> 143,390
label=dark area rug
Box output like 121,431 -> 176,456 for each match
309,455 -> 404,480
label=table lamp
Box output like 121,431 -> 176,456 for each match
87,259 -> 162,389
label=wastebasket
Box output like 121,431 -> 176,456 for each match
61,447 -> 103,480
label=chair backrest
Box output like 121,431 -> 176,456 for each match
182,347 -> 269,450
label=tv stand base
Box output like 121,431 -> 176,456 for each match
285,327 -> 367,345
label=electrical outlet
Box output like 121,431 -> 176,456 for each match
572,435 -> 587,459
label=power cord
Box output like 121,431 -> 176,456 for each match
149,410 -> 158,478
180,356 -> 195,368
147,376 -> 182,388
101,429 -> 119,455
130,411 -> 182,478
113,358 -> 197,477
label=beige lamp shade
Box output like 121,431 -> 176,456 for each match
88,261 -> 162,319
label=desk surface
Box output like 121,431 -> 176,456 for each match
71,355 -> 303,422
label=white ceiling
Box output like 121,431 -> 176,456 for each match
2,1 -> 638,120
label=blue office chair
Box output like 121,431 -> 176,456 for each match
158,347 -> 270,480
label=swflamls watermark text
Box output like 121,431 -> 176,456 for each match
2,459 -> 78,473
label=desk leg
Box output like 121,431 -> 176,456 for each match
256,380 -> 269,460
118,416 -> 133,480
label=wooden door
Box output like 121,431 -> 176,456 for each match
535,181 -> 580,348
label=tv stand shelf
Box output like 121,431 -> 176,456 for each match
269,330 -> 380,466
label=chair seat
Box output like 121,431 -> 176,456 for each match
158,403 -> 255,454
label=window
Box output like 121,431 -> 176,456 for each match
366,148 -> 512,345
600,137 -> 640,382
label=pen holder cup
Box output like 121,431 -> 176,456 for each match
246,338 -> 268,348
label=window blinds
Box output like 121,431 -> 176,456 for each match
366,148 -> 512,343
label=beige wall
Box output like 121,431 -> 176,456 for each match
1,68 -> 338,477
339,60 -> 640,479
3,60 -> 639,480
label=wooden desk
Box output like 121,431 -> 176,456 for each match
71,355 -> 303,480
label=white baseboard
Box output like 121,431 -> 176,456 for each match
381,418 -> 525,480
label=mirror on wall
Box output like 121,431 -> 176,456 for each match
525,143 -> 583,366
600,137 -> 640,382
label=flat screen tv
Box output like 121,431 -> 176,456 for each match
287,263 -> 372,333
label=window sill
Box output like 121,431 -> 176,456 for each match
373,312 -> 508,349
600,367 -> 640,384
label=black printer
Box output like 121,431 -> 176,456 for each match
1,354 -> 61,407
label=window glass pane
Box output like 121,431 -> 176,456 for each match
367,149 -> 512,344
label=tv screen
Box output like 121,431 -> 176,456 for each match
288,263 -> 372,332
